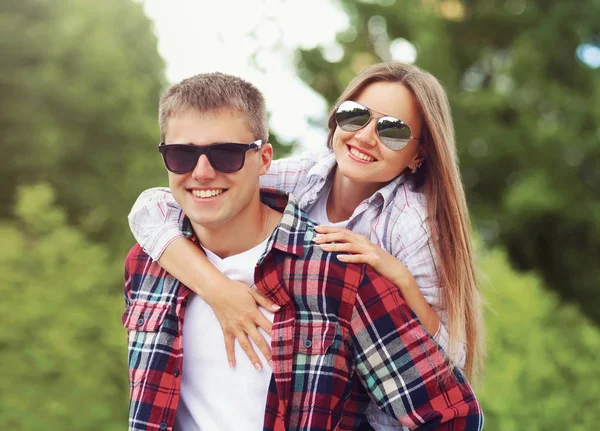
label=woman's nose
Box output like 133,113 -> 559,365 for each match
352,117 -> 379,147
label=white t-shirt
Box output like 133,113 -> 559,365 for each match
174,239 -> 273,431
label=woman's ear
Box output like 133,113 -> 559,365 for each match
258,143 -> 273,175
408,150 -> 426,172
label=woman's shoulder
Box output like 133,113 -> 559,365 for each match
386,181 -> 430,235
390,180 -> 428,215
271,149 -> 332,168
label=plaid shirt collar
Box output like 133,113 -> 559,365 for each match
179,189 -> 313,310
181,188 -> 312,261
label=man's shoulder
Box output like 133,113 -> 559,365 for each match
340,258 -> 410,313
125,243 -> 154,271
124,243 -> 167,284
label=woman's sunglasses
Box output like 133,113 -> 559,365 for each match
158,140 -> 263,174
334,100 -> 420,150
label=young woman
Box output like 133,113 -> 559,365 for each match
129,62 -> 484,391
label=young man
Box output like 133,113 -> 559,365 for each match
123,72 -> 483,431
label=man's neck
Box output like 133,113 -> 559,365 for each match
191,201 -> 277,259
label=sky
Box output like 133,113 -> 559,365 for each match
142,0 -> 349,152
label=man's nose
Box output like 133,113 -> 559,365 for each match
191,154 -> 217,181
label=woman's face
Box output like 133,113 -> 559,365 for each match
332,81 -> 424,185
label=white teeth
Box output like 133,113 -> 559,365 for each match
191,189 -> 224,198
350,147 -> 374,161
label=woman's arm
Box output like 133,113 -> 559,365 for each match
313,226 -> 440,337
129,150 -> 322,260
128,187 -> 184,260
313,206 -> 468,369
259,151 -> 324,192
159,238 -> 280,369
126,153 -> 322,367
314,222 -> 467,368
128,188 -> 280,369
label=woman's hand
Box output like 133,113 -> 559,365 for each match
314,225 -> 440,336
313,225 -> 412,283
201,277 -> 280,371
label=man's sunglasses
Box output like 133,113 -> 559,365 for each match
334,100 -> 420,150
158,140 -> 263,174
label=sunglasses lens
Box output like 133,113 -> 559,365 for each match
377,117 -> 412,150
162,145 -> 199,173
208,144 -> 247,173
335,101 -> 371,132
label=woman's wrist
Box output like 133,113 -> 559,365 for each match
192,269 -> 231,300
382,259 -> 440,335
383,256 -> 417,292
157,236 -> 227,299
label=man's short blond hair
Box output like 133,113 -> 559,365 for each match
159,72 -> 268,142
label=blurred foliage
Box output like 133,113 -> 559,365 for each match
0,0 -> 166,254
0,184 -> 126,430
0,0 -> 293,256
2,0 -> 599,429
478,245 -> 600,429
3,185 -> 599,429
295,0 -> 600,325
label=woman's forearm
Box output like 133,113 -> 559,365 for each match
157,236 -> 229,296
156,236 -> 279,368
387,271 -> 441,337
312,225 -> 442,338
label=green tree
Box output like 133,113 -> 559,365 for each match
478,245 -> 600,430
0,184 -> 127,431
294,0 -> 600,323
0,0 -> 166,253
0,0 -> 295,255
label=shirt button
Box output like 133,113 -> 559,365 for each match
136,317 -> 145,327
304,339 -> 312,348
159,422 -> 168,430
173,369 -> 180,377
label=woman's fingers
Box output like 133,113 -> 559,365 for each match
255,312 -> 274,335
319,242 -> 374,266
314,232 -> 355,244
221,310 -> 274,370
235,332 -> 264,371
245,324 -> 273,367
249,288 -> 281,312
318,242 -> 364,254
315,225 -> 347,234
335,254 -> 368,263
224,333 -> 236,368
205,278 -> 277,370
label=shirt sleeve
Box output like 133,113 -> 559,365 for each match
350,265 -> 483,430
124,256 -> 132,310
259,152 -> 321,193
123,246 -> 139,310
127,187 -> 184,261
392,205 -> 467,369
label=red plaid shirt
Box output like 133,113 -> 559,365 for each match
123,190 -> 483,431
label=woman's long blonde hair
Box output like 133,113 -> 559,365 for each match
326,62 -> 485,381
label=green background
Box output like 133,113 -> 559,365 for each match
1,0 -> 599,429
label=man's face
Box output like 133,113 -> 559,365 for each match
164,109 -> 271,231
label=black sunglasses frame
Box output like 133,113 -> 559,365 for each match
158,140 -> 263,174
334,100 -> 421,151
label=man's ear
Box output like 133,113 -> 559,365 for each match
258,143 -> 273,175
